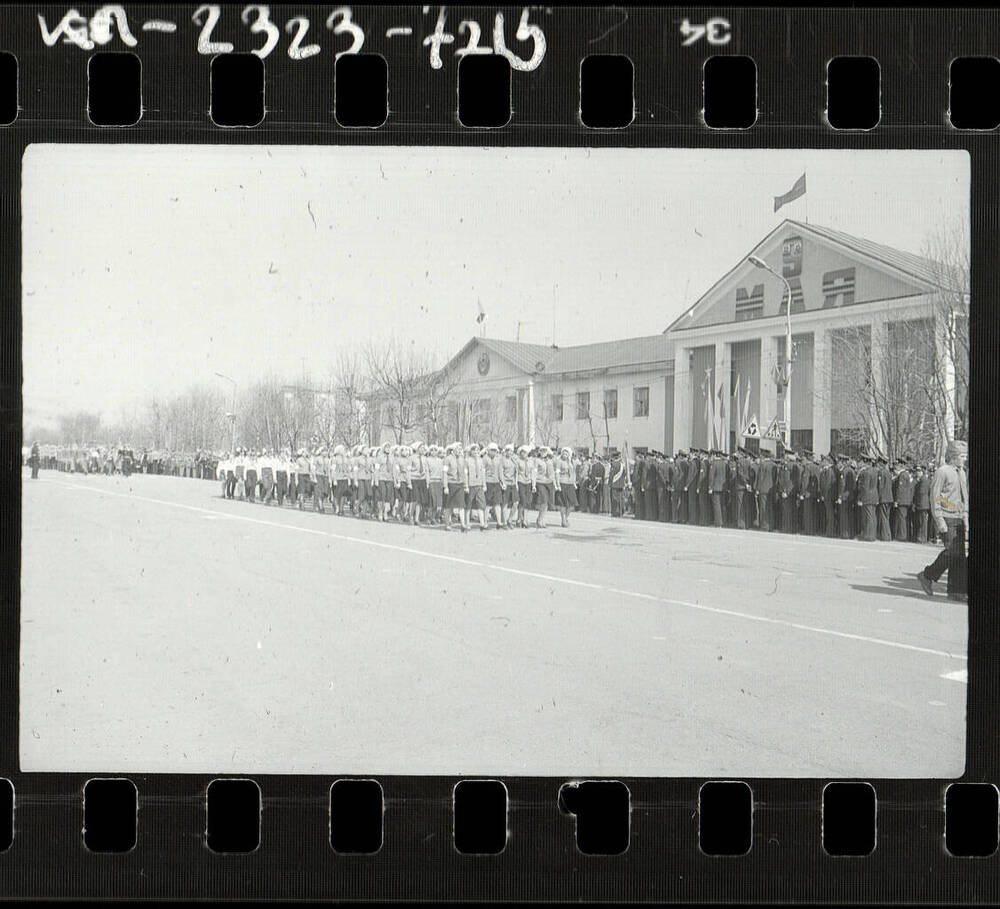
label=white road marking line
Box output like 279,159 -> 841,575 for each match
940,669 -> 968,683
928,700 -> 947,707
41,478 -> 968,662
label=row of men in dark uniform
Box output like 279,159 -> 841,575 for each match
628,447 -> 940,544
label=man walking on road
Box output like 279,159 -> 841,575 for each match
917,441 -> 968,600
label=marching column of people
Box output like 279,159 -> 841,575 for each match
209,441 -> 961,553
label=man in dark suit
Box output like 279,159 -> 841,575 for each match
893,459 -> 915,541
837,455 -> 856,539
911,462 -> 930,543
857,455 -> 879,541
672,451 -> 688,523
698,451 -> 711,526
657,453 -> 672,522
643,452 -> 660,521
819,454 -> 837,537
876,456 -> 893,541
731,450 -> 750,529
756,451 -> 774,532
686,451 -> 700,526
800,451 -> 818,535
709,450 -> 728,527
777,451 -> 797,533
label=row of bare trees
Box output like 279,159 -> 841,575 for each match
28,338 -> 534,454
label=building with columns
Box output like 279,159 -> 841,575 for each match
666,219 -> 965,457
377,219 -> 964,458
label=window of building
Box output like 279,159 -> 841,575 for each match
603,388 -> 618,419
735,282 -> 764,322
790,429 -> 813,453
505,395 -> 517,422
633,386 -> 649,417
576,392 -> 591,420
551,394 -> 563,421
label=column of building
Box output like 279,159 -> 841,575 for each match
869,315 -> 889,455
811,328 -> 831,455
672,347 -> 693,452
714,341 -> 732,452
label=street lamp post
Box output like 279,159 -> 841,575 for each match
214,372 -> 237,457
748,255 -> 794,452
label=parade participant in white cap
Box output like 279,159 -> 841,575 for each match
394,445 -> 412,522
534,446 -> 557,529
425,444 -> 445,524
917,440 -> 968,600
499,443 -> 518,529
234,447 -> 246,500
483,442 -> 503,529
409,442 -> 428,525
375,442 -> 394,521
295,448 -> 311,510
465,442 -> 487,530
244,449 -> 259,503
353,446 -> 371,518
515,444 -> 534,528
443,442 -> 468,531
555,446 -> 578,528
273,448 -> 288,506
331,445 -> 349,515
258,448 -> 275,505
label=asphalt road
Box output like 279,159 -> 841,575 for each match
19,469 -> 967,777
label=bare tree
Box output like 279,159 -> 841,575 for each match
363,338 -> 437,444
922,219 -> 970,447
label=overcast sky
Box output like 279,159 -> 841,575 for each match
22,145 -> 968,426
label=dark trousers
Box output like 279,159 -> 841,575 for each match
30,463 -> 39,478
687,488 -> 699,525
877,503 -> 891,540
711,491 -> 724,527
860,503 -> 877,541
802,497 -> 815,534
673,491 -> 685,523
758,493 -> 771,531
658,487 -> 670,522
225,471 -> 236,498
780,494 -> 796,533
894,505 -> 910,541
261,469 -> 274,502
732,488 -> 745,529
611,488 -> 624,517
635,490 -> 645,520
275,471 -> 287,505
924,518 -> 966,595
590,485 -> 603,513
912,508 -> 928,544
825,500 -> 837,537
644,486 -> 658,521
700,490 -> 711,525
245,469 -> 258,502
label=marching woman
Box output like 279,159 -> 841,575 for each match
331,445 -> 350,515
483,442 -> 503,528
465,442 -> 488,531
394,445 -> 412,522
443,442 -> 468,532
295,448 -> 311,511
410,442 -> 428,525
244,450 -> 258,503
353,446 -> 371,518
555,446 -> 578,527
534,446 -> 557,529
499,443 -> 518,529
515,444 -> 534,528
425,444 -> 445,524
376,443 -> 394,522
274,448 -> 289,507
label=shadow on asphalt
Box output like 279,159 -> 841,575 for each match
850,574 -> 933,600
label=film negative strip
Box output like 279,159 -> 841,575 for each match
1,3 -> 998,903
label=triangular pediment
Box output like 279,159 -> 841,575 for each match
666,220 -> 941,333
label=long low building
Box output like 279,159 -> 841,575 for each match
375,219 -> 966,458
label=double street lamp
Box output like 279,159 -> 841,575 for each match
748,255 -> 794,452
